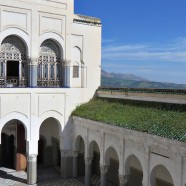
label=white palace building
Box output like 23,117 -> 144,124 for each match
0,1 -> 186,186
0,0 -> 101,185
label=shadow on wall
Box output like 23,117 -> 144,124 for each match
38,118 -> 61,168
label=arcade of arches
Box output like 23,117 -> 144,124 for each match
38,118 -> 60,168
0,115 -> 183,186
73,136 -> 174,186
0,120 -> 26,171
72,117 -> 185,186
0,118 -> 61,185
0,35 -> 84,88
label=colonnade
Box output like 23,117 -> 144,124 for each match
72,117 -> 186,186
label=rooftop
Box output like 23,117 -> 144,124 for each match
73,14 -> 101,26
72,98 -> 186,142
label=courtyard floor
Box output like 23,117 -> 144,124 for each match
0,166 -> 100,186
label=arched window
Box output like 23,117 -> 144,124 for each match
38,39 -> 61,87
71,46 -> 85,87
0,35 -> 27,87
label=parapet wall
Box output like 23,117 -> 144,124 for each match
73,116 -> 186,185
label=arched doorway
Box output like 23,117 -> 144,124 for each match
38,39 -> 62,87
150,165 -> 174,186
105,147 -> 119,186
38,118 -> 60,169
0,120 -> 26,171
75,136 -> 85,177
125,155 -> 143,186
0,35 -> 27,87
89,141 -> 100,185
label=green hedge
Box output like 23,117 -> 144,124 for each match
98,87 -> 186,95
72,99 -> 186,142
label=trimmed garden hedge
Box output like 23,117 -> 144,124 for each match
72,98 -> 186,142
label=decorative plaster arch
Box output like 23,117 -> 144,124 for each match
125,154 -> 143,175
39,32 -> 64,59
38,110 -> 64,132
0,111 -> 29,143
88,140 -> 101,157
73,46 -> 82,53
74,135 -> 85,152
0,28 -> 30,56
104,137 -> 120,165
150,164 -> 174,186
72,46 -> 82,63
104,146 -> 119,165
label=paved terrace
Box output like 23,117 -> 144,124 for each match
0,166 -> 100,186
97,87 -> 186,104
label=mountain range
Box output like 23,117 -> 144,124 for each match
101,70 -> 186,89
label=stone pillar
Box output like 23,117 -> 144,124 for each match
84,157 -> 93,186
19,60 -> 22,82
4,60 -> 7,84
73,151 -> 78,178
81,62 -> 86,88
118,174 -> 129,186
63,60 -> 70,87
29,58 -> 38,87
100,165 -> 109,186
60,150 -> 73,178
27,154 -> 37,185
61,150 -> 67,178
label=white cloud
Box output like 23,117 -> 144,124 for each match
102,37 -> 186,62
102,38 -> 115,44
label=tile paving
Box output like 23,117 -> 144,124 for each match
0,166 -> 100,186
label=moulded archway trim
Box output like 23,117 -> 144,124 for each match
72,46 -> 83,63
39,32 -> 64,59
104,138 -> 120,165
104,146 -> 120,166
150,164 -> 174,186
73,46 -> 82,53
124,154 -> 143,176
88,140 -> 101,157
38,110 -> 64,132
0,111 -> 29,143
0,27 -> 30,56
74,135 -> 86,152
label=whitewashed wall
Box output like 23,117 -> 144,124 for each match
73,117 -> 186,186
0,0 -> 101,153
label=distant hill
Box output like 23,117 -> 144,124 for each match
101,70 -> 186,89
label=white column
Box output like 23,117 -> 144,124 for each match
29,58 -> 38,87
47,57 -> 50,81
73,151 -> 78,177
118,174 -> 130,186
0,61 -> 2,77
54,62 -> 57,81
100,165 -> 109,186
19,60 -> 22,85
26,139 -> 38,184
27,154 -> 37,185
41,62 -> 44,80
4,60 -> 7,83
143,146 -> 150,186
84,157 -> 93,186
81,63 -> 84,88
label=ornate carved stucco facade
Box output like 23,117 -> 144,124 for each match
0,0 -> 101,184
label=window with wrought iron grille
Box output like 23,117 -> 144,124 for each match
73,65 -> 79,78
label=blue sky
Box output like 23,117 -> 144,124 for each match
75,0 -> 186,84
